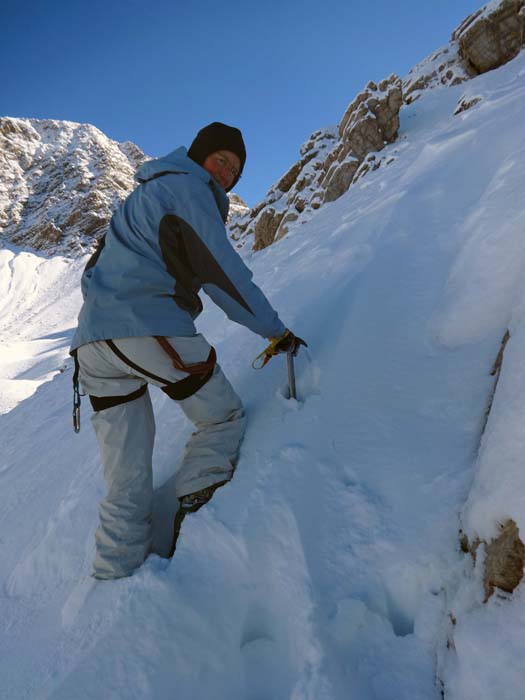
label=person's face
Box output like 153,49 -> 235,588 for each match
202,150 -> 241,190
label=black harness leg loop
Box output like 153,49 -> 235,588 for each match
89,384 -> 148,411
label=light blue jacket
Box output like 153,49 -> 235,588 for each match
71,147 -> 285,351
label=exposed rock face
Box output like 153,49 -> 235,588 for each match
229,127 -> 338,250
323,75 -> 402,204
404,0 -> 525,105
227,193 -> 249,223
454,94 -> 484,114
457,330 -> 524,602
483,520 -> 525,600
339,76 -> 402,153
230,75 -> 403,251
403,44 -> 472,105
453,0 -> 525,75
461,521 -> 525,601
252,208 -> 285,250
0,117 -> 148,255
323,158 -> 360,204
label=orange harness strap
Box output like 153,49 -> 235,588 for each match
154,336 -> 216,376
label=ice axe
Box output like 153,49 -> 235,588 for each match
252,331 -> 306,400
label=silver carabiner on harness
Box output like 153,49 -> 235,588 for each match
73,384 -> 81,433
72,349 -> 83,433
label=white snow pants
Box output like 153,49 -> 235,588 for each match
77,334 -> 246,580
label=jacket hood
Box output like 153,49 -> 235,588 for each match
135,146 -> 230,221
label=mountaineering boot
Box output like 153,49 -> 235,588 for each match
180,481 -> 228,513
168,480 -> 228,557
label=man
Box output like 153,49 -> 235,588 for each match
71,122 -> 305,580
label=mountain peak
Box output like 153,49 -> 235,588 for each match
0,116 -> 148,255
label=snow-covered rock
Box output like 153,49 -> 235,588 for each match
453,0 -> 525,74
323,75 -> 402,201
403,44 -> 472,105
230,75 -> 403,252
226,192 -> 249,222
0,117 -> 147,255
404,0 -> 525,105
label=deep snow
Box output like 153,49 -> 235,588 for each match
1,51 -> 525,700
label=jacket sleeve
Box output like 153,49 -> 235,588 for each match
158,200 -> 286,339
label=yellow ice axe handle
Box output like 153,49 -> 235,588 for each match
251,330 -> 292,370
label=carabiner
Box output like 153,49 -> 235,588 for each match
73,385 -> 81,433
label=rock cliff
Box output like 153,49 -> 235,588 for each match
453,0 -> 525,74
229,75 -> 403,251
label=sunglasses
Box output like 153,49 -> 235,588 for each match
213,153 -> 240,180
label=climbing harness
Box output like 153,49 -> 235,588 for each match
154,336 -> 216,377
71,337 -> 217,432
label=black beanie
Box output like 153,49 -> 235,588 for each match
187,122 -> 246,189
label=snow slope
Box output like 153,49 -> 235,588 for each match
0,249 -> 84,414
1,52 -> 525,700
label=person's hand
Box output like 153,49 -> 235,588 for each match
271,329 -> 307,356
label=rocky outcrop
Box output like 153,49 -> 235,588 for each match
230,75 -> 403,251
227,193 -> 249,225
229,127 -> 338,250
458,329 -> 524,602
404,0 -> 525,105
252,208 -> 285,250
322,76 -> 402,204
454,94 -> 483,114
483,521 -> 525,599
339,77 -> 402,152
461,521 -> 525,601
322,158 -> 360,204
403,44 -> 472,105
453,0 -> 525,75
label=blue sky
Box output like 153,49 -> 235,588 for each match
2,0 -> 483,205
